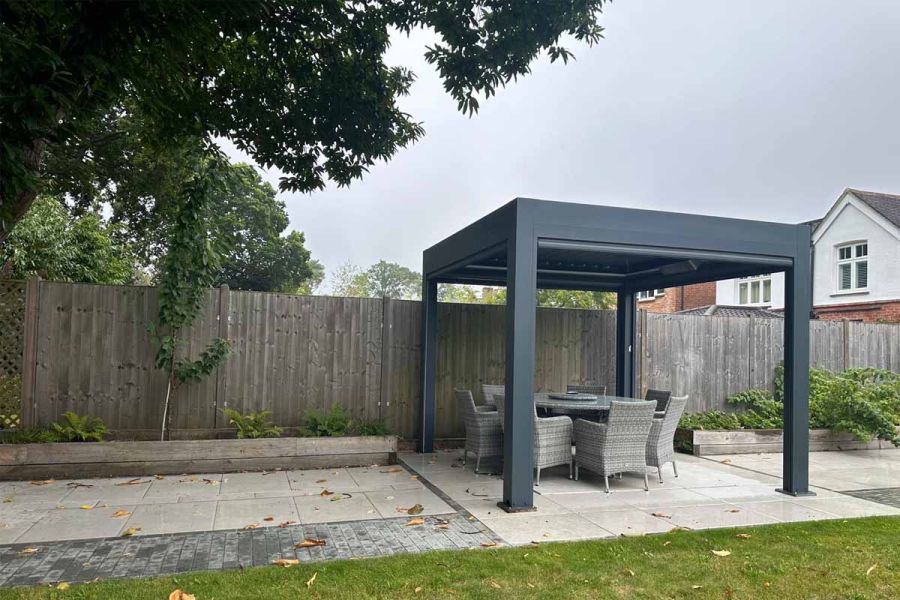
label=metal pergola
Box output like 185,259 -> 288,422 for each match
420,198 -> 813,512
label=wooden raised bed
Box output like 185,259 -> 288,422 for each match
676,427 -> 899,456
0,435 -> 397,480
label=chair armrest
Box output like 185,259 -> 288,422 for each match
475,405 -> 496,413
648,418 -> 663,441
574,418 -> 608,448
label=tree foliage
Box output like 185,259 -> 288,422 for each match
477,287 -> 616,309
1,0 -> 608,240
0,195 -> 136,284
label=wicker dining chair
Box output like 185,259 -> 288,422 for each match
573,400 -> 657,493
646,395 -> 688,483
455,389 -> 502,474
645,388 -> 672,413
493,392 -> 573,485
566,383 -> 608,396
481,383 -> 504,410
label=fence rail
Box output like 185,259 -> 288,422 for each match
5,279 -> 900,439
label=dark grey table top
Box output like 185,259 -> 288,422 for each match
536,393 -> 645,411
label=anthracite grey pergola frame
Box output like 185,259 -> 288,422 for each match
420,198 -> 813,512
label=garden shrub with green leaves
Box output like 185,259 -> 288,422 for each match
0,374 -> 21,429
679,365 -> 900,445
48,411 -> 108,442
300,405 -> 392,437
221,408 -> 282,439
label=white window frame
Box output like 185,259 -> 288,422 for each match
636,288 -> 665,301
835,241 -> 868,293
736,274 -> 772,306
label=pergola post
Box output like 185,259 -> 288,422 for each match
780,231 -> 813,495
615,290 -> 637,397
418,276 -> 438,453
499,224 -> 537,512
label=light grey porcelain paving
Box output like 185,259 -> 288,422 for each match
364,487 -> 454,518
479,513 -> 614,545
293,491 -> 380,523
124,501 -> 218,536
213,496 -> 300,530
17,505 -> 134,543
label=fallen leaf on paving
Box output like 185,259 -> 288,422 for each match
19,547 -> 39,555
726,509 -> 741,513
2,498 -> 12,503
406,518 -> 425,526
272,558 -> 299,567
80,504 -> 95,510
168,590 -> 196,600
295,538 -> 327,548
315,479 -> 327,484
866,564 -> 877,576
202,478 -> 219,485
112,510 -> 131,518
307,572 -> 317,588
435,524 -> 449,530
278,521 -> 297,528
481,541 -> 497,547
263,516 -> 274,522
711,550 -> 731,557
399,503 -> 424,515
330,496 -> 343,502
736,533 -> 752,539
651,512 -> 671,518
116,478 -> 151,486
30,479 -> 54,486
243,524 -> 258,529
155,475 -> 164,480
380,467 -> 404,473
121,527 -> 141,537
56,582 -> 70,590
320,489 -> 333,497
720,459 -> 732,464
66,482 -> 93,489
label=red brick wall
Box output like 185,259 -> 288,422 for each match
814,300 -> 900,323
636,282 -> 717,314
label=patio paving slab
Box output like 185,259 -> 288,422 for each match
293,491 -> 379,524
17,505 -> 134,543
647,503 -> 779,530
219,471 -> 291,496
364,487 -> 454,519
582,508 -> 676,536
123,501 -> 217,536
213,496 -> 300,530
479,513 -> 614,545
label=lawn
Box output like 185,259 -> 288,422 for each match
2,517 -> 897,599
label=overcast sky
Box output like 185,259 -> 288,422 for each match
221,0 -> 900,290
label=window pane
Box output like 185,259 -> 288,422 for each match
839,263 -> 852,290
856,261 -> 868,288
750,281 -> 760,303
856,243 -> 868,257
839,246 -> 851,260
763,279 -> 772,303
739,283 -> 748,304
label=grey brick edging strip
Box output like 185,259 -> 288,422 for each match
0,513 -> 495,588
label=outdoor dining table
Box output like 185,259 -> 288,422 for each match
535,393 -> 661,418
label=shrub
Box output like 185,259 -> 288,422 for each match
300,405 -> 350,437
679,411 -> 742,431
221,408 -> 283,439
350,419 -> 391,436
0,427 -> 55,444
0,374 -> 21,429
48,412 -> 107,442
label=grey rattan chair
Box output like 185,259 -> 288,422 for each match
481,383 -> 504,410
645,389 -> 672,413
573,400 -> 657,493
566,383 -> 607,396
494,392 -> 573,485
646,395 -> 688,483
455,389 -> 502,473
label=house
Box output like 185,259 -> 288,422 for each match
635,282 -> 717,313
708,189 -> 900,322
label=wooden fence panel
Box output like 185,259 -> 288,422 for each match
13,279 -> 900,440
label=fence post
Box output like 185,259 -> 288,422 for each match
213,285 -> 230,429
379,297 -> 392,423
20,276 -> 40,427
842,319 -> 850,370
638,309 -> 648,396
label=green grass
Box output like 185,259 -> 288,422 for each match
2,517 -> 898,599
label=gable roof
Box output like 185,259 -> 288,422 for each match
846,189 -> 900,229
677,304 -> 783,319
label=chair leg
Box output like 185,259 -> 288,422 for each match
673,461 -> 679,478
569,461 -> 573,480
535,467 -> 541,486
643,471 -> 650,492
604,475 -> 610,494
658,467 -> 664,484
462,449 -> 467,466
574,463 -> 580,481
475,454 -> 481,474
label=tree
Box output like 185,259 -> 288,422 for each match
478,287 -> 616,309
1,1 -> 607,240
438,284 -> 481,304
354,260 -> 421,299
329,262 -> 367,297
296,260 -> 325,295
153,157 -> 230,440
0,195 -> 136,284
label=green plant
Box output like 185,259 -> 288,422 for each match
47,412 -> 107,442
153,158 -> 231,440
726,389 -> 783,429
221,408 -> 282,439
0,427 -> 55,444
300,405 -> 351,437
0,374 -> 21,429
351,419 -> 391,437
